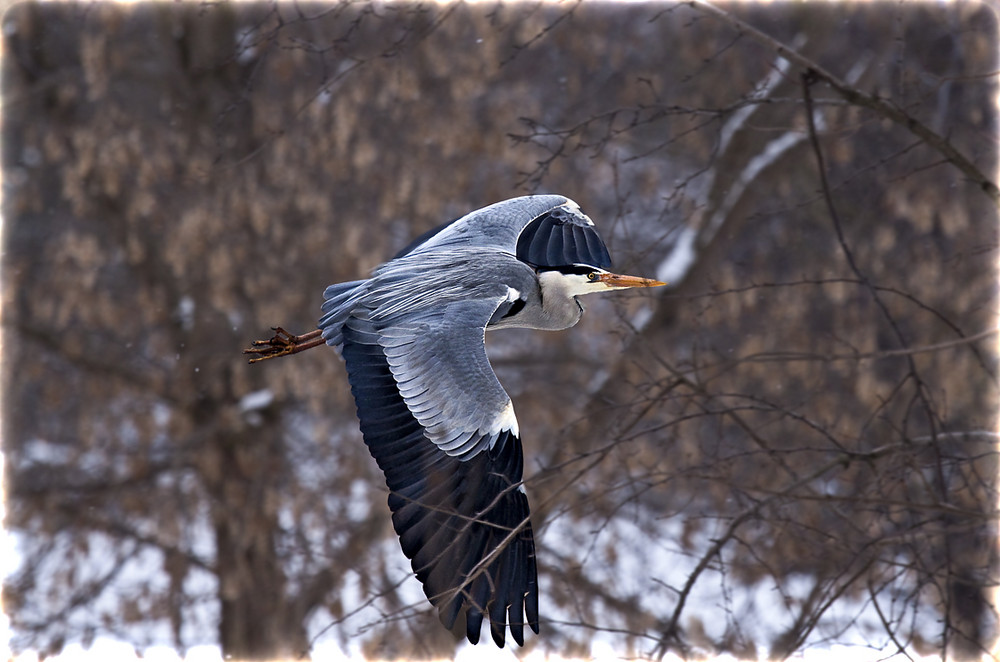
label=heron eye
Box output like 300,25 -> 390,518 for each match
588,272 -> 598,281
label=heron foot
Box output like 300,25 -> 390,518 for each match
243,327 -> 324,364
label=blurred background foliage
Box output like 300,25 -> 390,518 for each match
3,1 -> 996,660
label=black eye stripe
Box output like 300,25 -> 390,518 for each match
538,264 -> 600,276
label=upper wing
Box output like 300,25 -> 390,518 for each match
401,195 -> 612,271
401,195 -> 569,256
338,307 -> 539,646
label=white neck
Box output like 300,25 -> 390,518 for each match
533,271 -> 603,330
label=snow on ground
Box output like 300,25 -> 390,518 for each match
3,439 -> 945,662
3,637 -> 946,662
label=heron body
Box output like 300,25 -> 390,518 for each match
248,195 -> 664,647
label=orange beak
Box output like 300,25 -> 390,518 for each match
597,272 -> 667,289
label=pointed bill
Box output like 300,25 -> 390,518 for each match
597,272 -> 667,289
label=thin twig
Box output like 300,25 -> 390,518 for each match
652,442 -> 903,657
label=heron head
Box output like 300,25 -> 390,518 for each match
541,265 -> 666,298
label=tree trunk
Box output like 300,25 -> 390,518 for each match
204,421 -> 308,660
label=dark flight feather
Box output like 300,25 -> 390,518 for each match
516,207 -> 612,270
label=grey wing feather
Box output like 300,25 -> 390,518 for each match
322,250 -> 531,461
376,295 -> 518,460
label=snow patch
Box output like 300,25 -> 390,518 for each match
238,389 -> 274,414
656,225 -> 698,284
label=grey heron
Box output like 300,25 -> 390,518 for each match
245,195 -> 665,647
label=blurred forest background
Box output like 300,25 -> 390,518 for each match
3,1 -> 997,660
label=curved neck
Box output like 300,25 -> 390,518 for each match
534,270 -> 585,330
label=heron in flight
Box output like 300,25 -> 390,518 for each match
245,195 -> 665,647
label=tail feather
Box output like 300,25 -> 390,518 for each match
319,279 -> 368,347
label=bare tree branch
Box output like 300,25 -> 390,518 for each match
687,0 -> 999,204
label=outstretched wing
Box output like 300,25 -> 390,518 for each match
337,308 -> 539,646
399,194 -> 612,272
